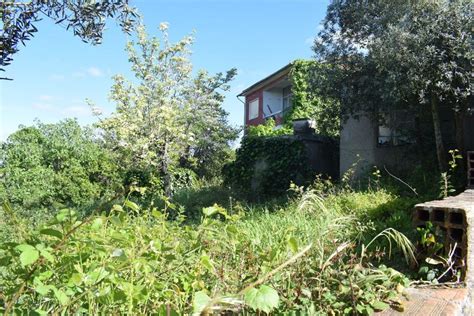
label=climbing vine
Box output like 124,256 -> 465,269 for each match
223,136 -> 312,200
284,60 -> 340,137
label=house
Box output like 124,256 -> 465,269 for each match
238,63 -> 293,128
340,109 -> 474,178
239,62 -> 474,182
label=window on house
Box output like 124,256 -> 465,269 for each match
248,98 -> 259,120
378,111 -> 415,146
282,86 -> 293,112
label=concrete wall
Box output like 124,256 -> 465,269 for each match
340,113 -> 474,178
339,115 -> 416,178
339,116 -> 376,177
301,135 -> 339,179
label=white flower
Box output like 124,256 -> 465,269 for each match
91,106 -> 103,116
159,22 -> 169,31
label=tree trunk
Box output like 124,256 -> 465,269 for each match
431,94 -> 447,172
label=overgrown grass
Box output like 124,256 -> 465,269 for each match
0,186 -> 417,315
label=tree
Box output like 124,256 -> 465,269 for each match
95,23 -> 238,196
314,0 -> 472,171
0,0 -> 138,78
0,119 -> 121,221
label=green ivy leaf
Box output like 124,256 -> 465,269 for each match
244,285 -> 279,313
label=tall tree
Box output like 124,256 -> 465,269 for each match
95,23 -> 238,196
0,0 -> 138,78
314,0 -> 472,171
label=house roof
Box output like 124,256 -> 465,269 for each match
238,63 -> 292,97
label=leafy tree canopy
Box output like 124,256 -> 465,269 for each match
0,0 -> 138,77
94,23 -> 239,196
314,0 -> 472,170
0,119 -> 121,220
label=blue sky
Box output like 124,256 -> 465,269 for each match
0,0 -> 329,140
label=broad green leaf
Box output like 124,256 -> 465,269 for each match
202,205 -> 218,216
53,288 -> 69,306
69,273 -> 82,286
39,249 -> 54,263
124,200 -> 139,211
40,228 -> 63,239
244,285 -> 279,313
371,301 -> 389,311
287,236 -> 298,253
91,217 -> 104,231
35,283 -> 52,296
200,254 -> 215,273
17,244 -> 39,267
192,291 -> 211,315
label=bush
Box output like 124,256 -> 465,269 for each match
0,119 -> 121,221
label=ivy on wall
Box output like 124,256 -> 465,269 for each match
244,60 -> 340,138
284,60 -> 340,137
223,136 -> 312,200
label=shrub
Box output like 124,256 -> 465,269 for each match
0,119 -> 121,220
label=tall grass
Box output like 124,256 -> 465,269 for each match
0,188 -> 415,314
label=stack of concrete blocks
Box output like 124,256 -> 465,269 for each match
414,190 -> 474,314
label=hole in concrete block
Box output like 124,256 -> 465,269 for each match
433,209 -> 445,222
449,212 -> 464,225
454,247 -> 463,258
417,209 -> 430,222
449,228 -> 464,243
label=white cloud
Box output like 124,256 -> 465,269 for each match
86,67 -> 103,77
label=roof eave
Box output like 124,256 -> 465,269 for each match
238,63 -> 292,97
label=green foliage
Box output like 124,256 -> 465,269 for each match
439,149 -> 463,198
1,0 -> 139,75
244,285 -> 279,313
285,60 -> 341,137
314,0 -> 472,170
223,136 -> 312,200
0,187 -> 414,315
94,23 -> 238,196
0,119 -> 120,221
247,118 -> 292,137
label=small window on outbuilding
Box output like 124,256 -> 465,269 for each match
248,98 -> 259,120
378,111 -> 415,146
